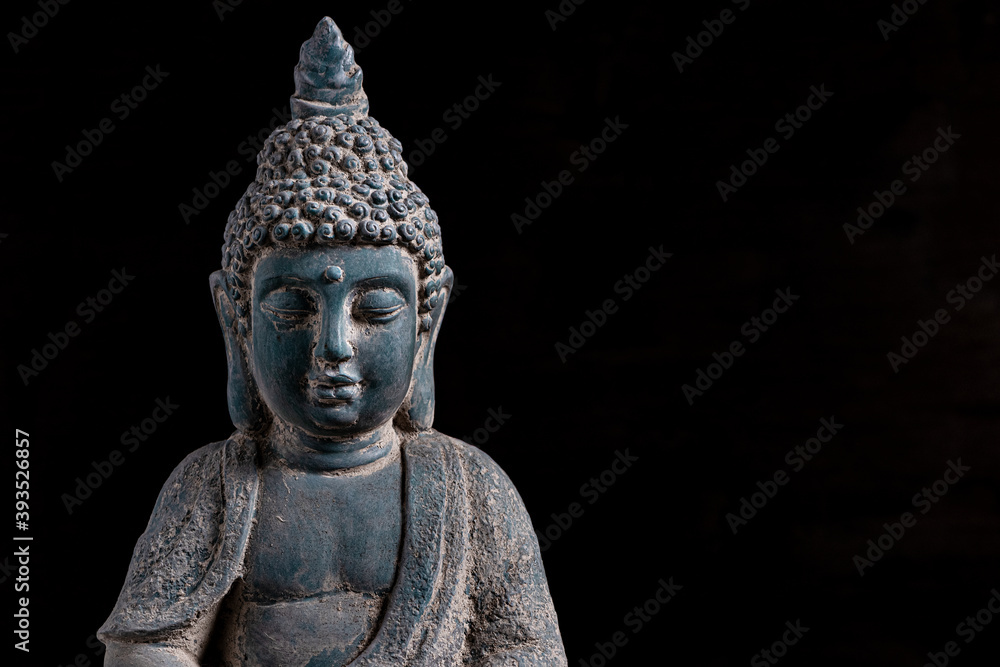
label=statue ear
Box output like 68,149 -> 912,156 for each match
210,270 -> 268,433
399,266 -> 454,432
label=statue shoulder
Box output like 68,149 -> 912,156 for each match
168,439 -> 228,480
413,430 -> 533,525
145,440 -> 229,519
454,439 -> 519,492
100,436 -> 254,642
412,430 -> 513,482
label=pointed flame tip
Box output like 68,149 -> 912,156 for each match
291,16 -> 369,121
314,16 -> 338,37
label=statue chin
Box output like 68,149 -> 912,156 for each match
98,15 -> 568,667
280,400 -> 369,438
261,391 -> 411,445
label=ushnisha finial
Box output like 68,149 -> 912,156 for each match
291,17 -> 370,120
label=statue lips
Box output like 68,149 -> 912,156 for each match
308,372 -> 363,404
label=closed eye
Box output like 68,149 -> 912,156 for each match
354,288 -> 406,323
260,288 -> 317,321
360,304 -> 405,323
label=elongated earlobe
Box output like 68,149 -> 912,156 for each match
398,266 -> 454,432
210,270 -> 268,433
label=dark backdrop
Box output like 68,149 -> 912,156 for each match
3,0 -> 999,665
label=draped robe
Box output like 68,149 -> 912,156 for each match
98,430 -> 568,666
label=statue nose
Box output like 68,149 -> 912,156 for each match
317,306 -> 354,363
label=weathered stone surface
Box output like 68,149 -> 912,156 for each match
99,16 -> 567,667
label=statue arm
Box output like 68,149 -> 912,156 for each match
102,596 -> 222,667
459,443 -> 569,666
98,440 -> 245,664
103,642 -> 200,667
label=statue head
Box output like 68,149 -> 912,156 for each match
210,17 -> 452,441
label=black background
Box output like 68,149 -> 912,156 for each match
3,0 -> 1000,665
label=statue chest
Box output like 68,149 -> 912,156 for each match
243,457 -> 403,598
231,458 -> 403,666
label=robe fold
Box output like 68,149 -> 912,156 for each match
98,430 -> 568,666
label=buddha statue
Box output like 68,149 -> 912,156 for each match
98,17 -> 567,667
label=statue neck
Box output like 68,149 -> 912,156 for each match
265,421 -> 399,472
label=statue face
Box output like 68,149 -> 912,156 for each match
249,245 -> 419,440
